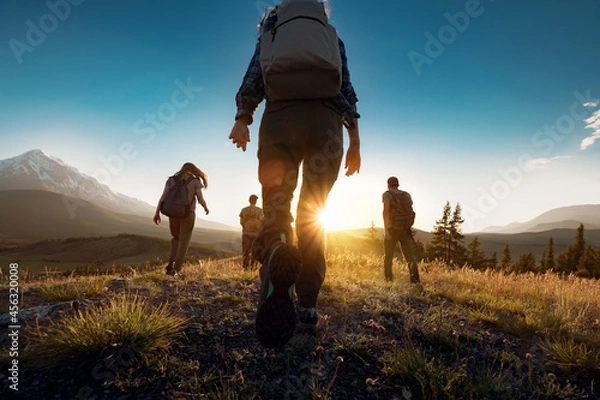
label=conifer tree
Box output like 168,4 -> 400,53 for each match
501,245 -> 512,270
514,252 -> 536,273
489,251 -> 498,269
448,203 -> 467,265
573,223 -> 586,265
539,251 -> 546,272
413,239 -> 426,262
556,224 -> 586,274
546,237 -> 555,271
366,220 -> 380,247
576,245 -> 600,278
427,201 -> 452,262
466,236 -> 486,270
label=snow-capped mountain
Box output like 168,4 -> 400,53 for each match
0,149 -> 153,216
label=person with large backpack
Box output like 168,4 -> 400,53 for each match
239,194 -> 264,270
382,176 -> 420,284
228,0 -> 361,348
153,162 -> 209,278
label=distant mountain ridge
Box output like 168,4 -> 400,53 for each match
0,190 -> 240,253
0,149 -> 151,217
482,204 -> 600,233
0,149 -> 236,232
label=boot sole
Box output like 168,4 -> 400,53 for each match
255,243 -> 300,348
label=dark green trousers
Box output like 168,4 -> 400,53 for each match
253,99 -> 343,308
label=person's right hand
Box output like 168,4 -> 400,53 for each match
153,213 -> 161,225
229,119 -> 250,152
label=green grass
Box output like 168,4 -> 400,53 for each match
25,294 -> 186,368
2,249 -> 599,399
37,276 -> 111,301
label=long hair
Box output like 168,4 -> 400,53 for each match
174,162 -> 208,188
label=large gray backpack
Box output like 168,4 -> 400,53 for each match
259,0 -> 342,100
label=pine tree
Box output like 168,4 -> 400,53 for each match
501,245 -> 512,270
413,239 -> 426,262
573,224 -> 586,266
539,251 -> 547,273
366,220 -> 380,246
546,237 -> 555,271
576,245 -> 600,278
556,224 -> 586,274
514,252 -> 536,273
488,251 -> 498,269
427,201 -> 452,262
466,236 -> 486,270
448,203 -> 467,265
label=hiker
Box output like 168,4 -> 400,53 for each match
382,176 -> 420,284
239,194 -> 264,270
229,0 -> 361,347
153,162 -> 209,278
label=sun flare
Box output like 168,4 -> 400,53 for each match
318,208 -> 338,231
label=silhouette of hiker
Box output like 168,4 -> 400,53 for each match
382,176 -> 420,284
154,162 -> 209,278
239,194 -> 264,270
229,0 -> 361,347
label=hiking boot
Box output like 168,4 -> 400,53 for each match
165,262 -> 175,276
296,307 -> 318,336
255,242 -> 301,348
173,271 -> 185,280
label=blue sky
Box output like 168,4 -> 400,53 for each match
1,0 -> 599,232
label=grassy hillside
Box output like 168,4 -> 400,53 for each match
1,250 -> 598,399
0,234 -> 237,274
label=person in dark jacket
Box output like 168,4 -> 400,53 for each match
228,0 -> 361,347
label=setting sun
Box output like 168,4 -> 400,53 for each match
318,208 -> 336,230
318,205 -> 352,231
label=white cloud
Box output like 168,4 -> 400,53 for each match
581,135 -> 600,150
583,101 -> 599,108
526,155 -> 574,169
581,108 -> 600,150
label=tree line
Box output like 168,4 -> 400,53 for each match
418,201 -> 600,279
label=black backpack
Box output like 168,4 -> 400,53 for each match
160,176 -> 195,218
388,190 -> 415,232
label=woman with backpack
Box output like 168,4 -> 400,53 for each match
153,162 -> 209,278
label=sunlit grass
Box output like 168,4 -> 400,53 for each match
7,248 -> 599,398
38,276 -> 111,301
25,294 -> 186,367
542,339 -> 600,373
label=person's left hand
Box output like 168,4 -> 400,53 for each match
153,213 -> 161,225
344,142 -> 361,176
